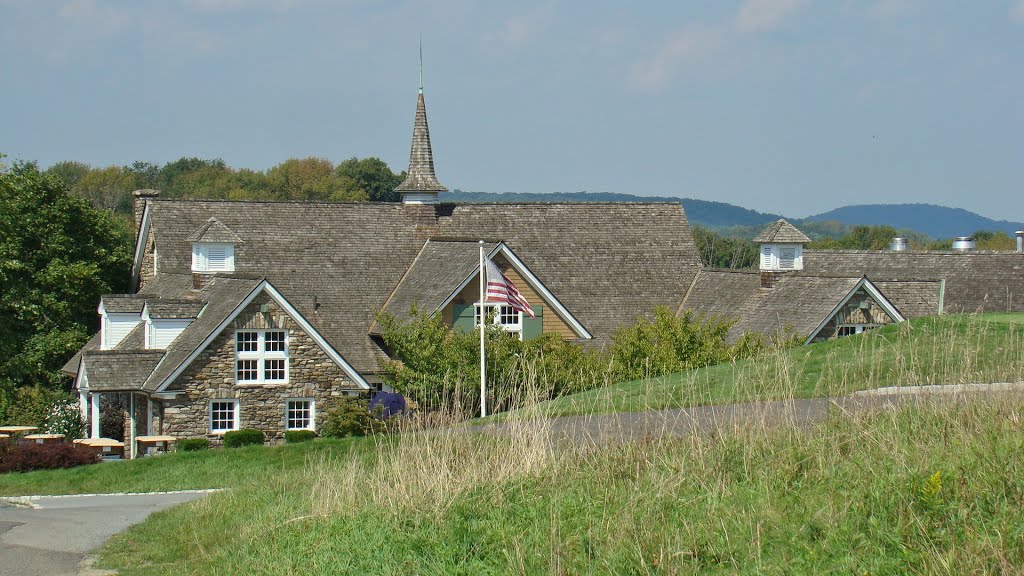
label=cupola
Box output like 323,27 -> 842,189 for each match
187,217 -> 242,280
754,219 -> 810,288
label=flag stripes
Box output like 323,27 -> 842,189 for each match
484,258 -> 536,318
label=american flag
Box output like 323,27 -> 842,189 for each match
484,257 -> 536,318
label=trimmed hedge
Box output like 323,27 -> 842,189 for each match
284,430 -> 316,444
177,438 -> 210,452
223,429 -> 264,448
0,442 -> 99,473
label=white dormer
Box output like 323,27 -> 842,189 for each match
753,219 -> 811,272
192,242 -> 235,272
759,244 -> 803,271
186,217 -> 242,274
142,301 -> 201,350
98,297 -> 143,350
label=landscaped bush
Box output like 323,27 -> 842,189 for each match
321,398 -> 375,438
0,442 -> 99,473
0,387 -> 76,429
223,429 -> 264,448
44,398 -> 84,439
176,438 -> 209,452
284,430 -> 316,443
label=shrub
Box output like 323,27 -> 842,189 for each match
100,396 -> 125,440
44,398 -> 84,439
0,387 -> 68,429
0,442 -> 99,473
177,438 -> 209,452
322,398 -> 374,438
223,429 -> 264,448
284,430 -> 316,443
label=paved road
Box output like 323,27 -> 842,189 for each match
0,491 -> 213,576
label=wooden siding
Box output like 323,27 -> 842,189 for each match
811,288 -> 897,342
442,254 -> 577,340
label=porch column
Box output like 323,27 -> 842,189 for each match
146,397 -> 154,436
78,391 -> 89,426
129,394 -> 137,460
90,392 -> 101,438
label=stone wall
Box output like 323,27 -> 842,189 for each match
138,229 -> 156,291
159,292 -> 361,443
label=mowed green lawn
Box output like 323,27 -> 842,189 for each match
527,313 -> 1024,418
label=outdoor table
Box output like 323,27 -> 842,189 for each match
23,433 -> 65,445
74,438 -> 125,459
136,435 -> 177,456
0,426 -> 39,438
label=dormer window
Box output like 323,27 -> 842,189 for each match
192,242 -> 235,272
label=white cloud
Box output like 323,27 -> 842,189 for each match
58,0 -> 131,35
1011,0 -> 1024,22
628,25 -> 727,91
735,0 -> 811,33
181,0 -> 300,13
486,2 -> 557,49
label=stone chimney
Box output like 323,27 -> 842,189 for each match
133,189 -> 160,237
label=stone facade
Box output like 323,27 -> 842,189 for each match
159,292 -> 360,443
138,228 -> 156,291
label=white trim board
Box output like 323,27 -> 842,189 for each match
130,202 -> 153,288
154,280 -> 369,392
438,242 -> 592,339
804,277 -> 906,345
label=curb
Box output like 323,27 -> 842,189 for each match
0,488 -> 223,509
853,382 -> 1024,397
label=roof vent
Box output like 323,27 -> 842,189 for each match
889,237 -> 908,252
1016,231 -> 1023,253
951,236 -> 975,252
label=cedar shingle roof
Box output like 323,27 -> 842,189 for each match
753,219 -> 811,244
100,295 -> 146,313
185,217 -> 243,244
82,351 -> 165,392
143,200 -> 701,371
395,92 -> 447,192
145,300 -> 206,319
872,281 -> 942,318
373,240 -> 499,332
803,250 -> 1024,313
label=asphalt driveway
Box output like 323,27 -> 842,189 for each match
0,491 -> 214,576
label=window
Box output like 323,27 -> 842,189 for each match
191,243 -> 235,272
474,304 -> 523,338
837,324 -> 878,337
286,399 -> 314,430
209,399 -> 239,433
779,247 -> 796,270
235,329 -> 288,383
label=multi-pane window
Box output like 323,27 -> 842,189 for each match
474,304 -> 523,338
286,399 -> 314,430
209,399 -> 238,432
837,324 -> 878,337
235,329 -> 288,383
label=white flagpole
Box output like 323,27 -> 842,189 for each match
479,240 -> 487,418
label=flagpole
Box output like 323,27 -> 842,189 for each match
479,240 -> 487,418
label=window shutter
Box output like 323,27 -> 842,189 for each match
207,245 -> 228,271
452,304 -> 475,333
522,305 -> 543,340
779,247 -> 796,270
760,245 -> 773,269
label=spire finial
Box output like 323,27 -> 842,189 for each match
418,36 -> 423,94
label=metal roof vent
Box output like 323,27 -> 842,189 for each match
1016,231 -> 1023,253
951,236 -> 975,252
889,237 -> 908,252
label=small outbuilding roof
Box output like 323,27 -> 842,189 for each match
753,219 -> 811,244
185,217 -> 243,244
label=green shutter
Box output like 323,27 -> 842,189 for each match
453,304 -> 475,333
522,305 -> 543,340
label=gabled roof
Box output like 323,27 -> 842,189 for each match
374,240 -> 499,329
803,250 -> 1024,313
872,281 -> 944,318
753,219 -> 811,244
185,217 -> 243,244
135,200 -> 700,371
99,295 -> 146,314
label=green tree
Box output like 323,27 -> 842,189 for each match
158,157 -> 229,198
693,226 -> 758,269
0,159 -> 133,393
335,157 -> 405,202
44,161 -> 91,190
73,165 -> 138,212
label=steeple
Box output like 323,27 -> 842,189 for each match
396,50 -> 447,205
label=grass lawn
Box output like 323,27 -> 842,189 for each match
526,312 -> 1024,418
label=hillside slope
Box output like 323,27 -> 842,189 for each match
805,203 -> 1024,238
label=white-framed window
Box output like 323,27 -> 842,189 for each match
209,399 -> 239,433
191,242 -> 235,272
474,303 -> 523,339
235,329 -> 289,383
286,398 -> 315,430
837,324 -> 879,337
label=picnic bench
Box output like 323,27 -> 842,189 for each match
73,438 -> 125,459
136,435 -> 177,456
23,433 -> 65,445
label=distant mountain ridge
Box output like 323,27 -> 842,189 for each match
440,191 -> 1022,240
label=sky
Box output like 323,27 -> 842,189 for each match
2,0 -> 1022,220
